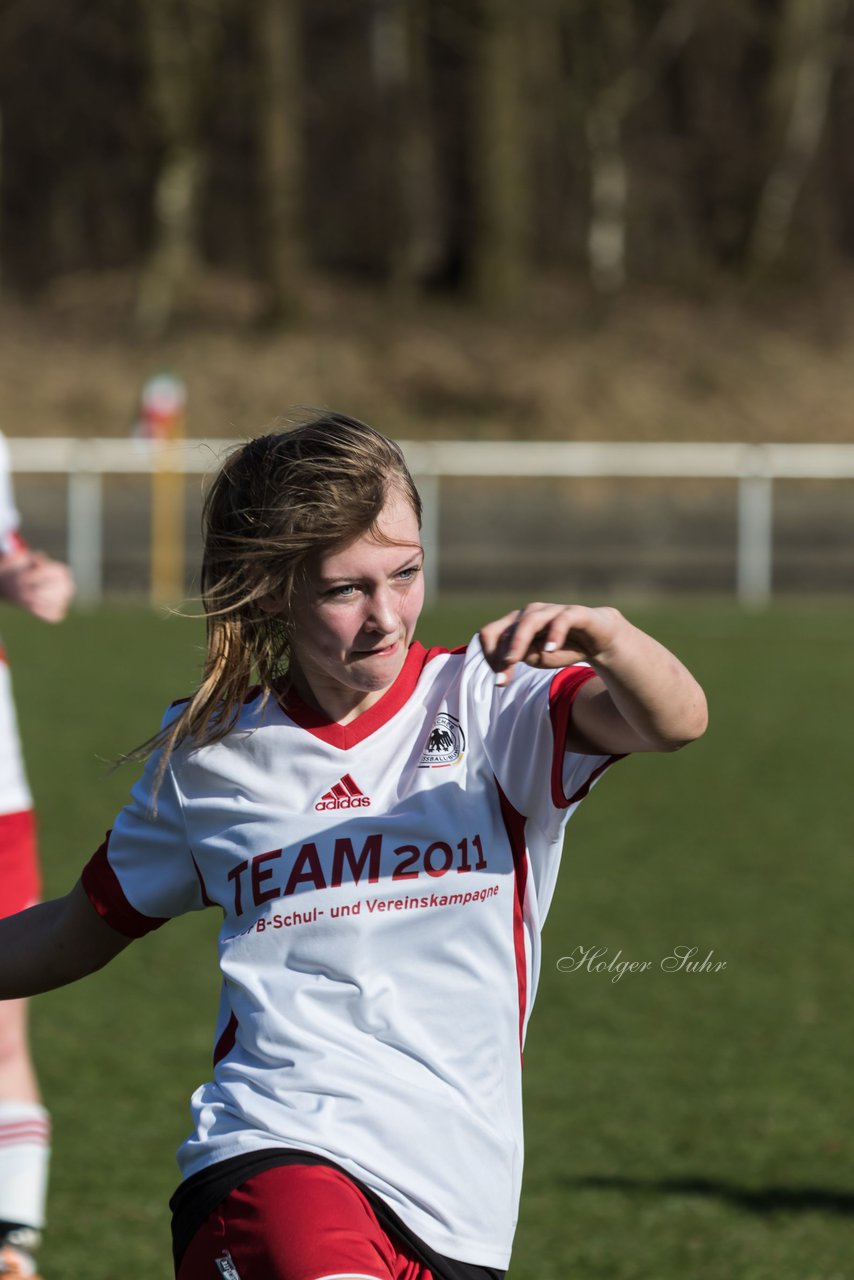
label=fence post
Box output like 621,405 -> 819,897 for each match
67,459 -> 103,605
737,448 -> 773,608
150,445 -> 186,604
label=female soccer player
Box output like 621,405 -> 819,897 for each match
0,432 -> 75,1280
0,413 -> 706,1280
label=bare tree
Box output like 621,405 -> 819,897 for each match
371,0 -> 442,296
560,0 -> 706,295
0,105 -> 4,295
749,0 -> 850,270
469,0 -> 529,307
252,0 -> 305,324
134,0 -> 223,337
2,0 -> 854,304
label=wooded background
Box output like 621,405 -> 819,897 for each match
1,0 -> 852,335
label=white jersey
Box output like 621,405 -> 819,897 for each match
0,660 -> 31,817
0,433 -> 22,558
0,432 -> 32,816
82,638 -> 620,1268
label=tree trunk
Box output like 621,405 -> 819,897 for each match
585,103 -> 628,295
470,0 -> 529,307
372,0 -> 442,297
524,2 -> 568,268
253,0 -> 304,325
0,106 -> 4,295
573,0 -> 705,295
750,0 -> 848,270
135,146 -> 200,336
134,0 -> 221,337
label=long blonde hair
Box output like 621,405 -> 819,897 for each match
141,412 -> 422,777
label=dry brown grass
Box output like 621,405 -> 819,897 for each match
2,269 -> 853,443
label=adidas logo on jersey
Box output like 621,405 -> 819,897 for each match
315,773 -> 371,810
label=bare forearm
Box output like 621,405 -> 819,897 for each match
0,883 -> 131,999
479,602 -> 707,755
586,618 -> 708,750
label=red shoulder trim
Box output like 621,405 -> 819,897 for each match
423,643 -> 467,660
81,833 -> 170,938
494,777 -> 529,1063
191,852 -> 217,908
548,666 -> 605,809
213,1011 -> 239,1066
566,754 -> 624,806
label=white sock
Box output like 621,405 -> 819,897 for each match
0,1102 -> 50,1233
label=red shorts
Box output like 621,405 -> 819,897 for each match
0,809 -> 40,918
177,1163 -> 434,1280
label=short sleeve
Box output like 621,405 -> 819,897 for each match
465,640 -> 622,838
81,722 -> 205,937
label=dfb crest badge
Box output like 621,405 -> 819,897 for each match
418,712 -> 465,768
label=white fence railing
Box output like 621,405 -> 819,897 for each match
8,437 -> 854,607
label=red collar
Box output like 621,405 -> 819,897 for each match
277,641 -> 439,749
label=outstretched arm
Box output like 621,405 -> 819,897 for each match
0,881 -> 132,1000
479,603 -> 708,755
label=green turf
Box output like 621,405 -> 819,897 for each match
1,599 -> 851,1280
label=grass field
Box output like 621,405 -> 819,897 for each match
2,599 -> 852,1280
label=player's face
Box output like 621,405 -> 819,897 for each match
287,489 -> 425,722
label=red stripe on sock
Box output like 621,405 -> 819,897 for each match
0,1128 -> 50,1147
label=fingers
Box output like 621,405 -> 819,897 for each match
10,558 -> 75,622
33,567 -> 75,623
478,610 -> 521,682
480,603 -> 592,686
496,604 -> 551,683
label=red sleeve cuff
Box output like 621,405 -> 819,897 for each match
81,834 -> 169,938
548,666 -> 623,808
